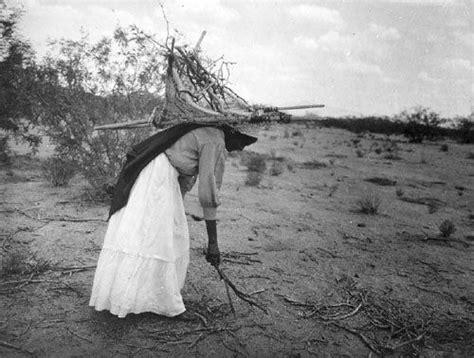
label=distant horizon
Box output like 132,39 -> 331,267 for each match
4,0 -> 473,118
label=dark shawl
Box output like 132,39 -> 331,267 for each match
108,122 -> 257,218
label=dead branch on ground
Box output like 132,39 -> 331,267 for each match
0,340 -> 34,355
213,266 -> 267,314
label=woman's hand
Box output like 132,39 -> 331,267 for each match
206,243 -> 221,267
205,220 -> 220,267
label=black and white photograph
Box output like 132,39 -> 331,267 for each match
1,0 -> 473,356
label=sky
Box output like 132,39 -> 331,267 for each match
4,0 -> 473,118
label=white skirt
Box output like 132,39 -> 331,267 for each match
89,154 -> 190,318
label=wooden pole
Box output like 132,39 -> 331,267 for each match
194,30 -> 207,53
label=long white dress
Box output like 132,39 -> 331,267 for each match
89,153 -> 190,318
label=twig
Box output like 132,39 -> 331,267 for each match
249,288 -> 267,296
332,323 -> 381,356
193,312 -> 208,327
213,266 -> 268,314
386,333 -> 425,351
188,333 -> 204,349
66,327 -> 93,343
0,340 -> 34,355
223,279 -> 236,317
325,302 -> 363,321
52,265 -> 96,274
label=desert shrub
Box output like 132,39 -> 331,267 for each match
241,152 -> 267,173
299,160 -> 327,169
383,152 -> 402,160
374,147 -> 382,155
439,219 -> 456,238
365,177 -> 397,186
42,156 -> 76,186
30,26 -> 163,192
467,152 -> 474,159
0,135 -> 11,165
1,251 -> 27,276
356,193 -> 381,214
292,129 -> 303,137
0,9 -> 42,153
269,161 -> 284,176
355,149 -> 365,158
398,106 -> 444,143
427,201 -> 440,214
1,251 -> 50,277
396,187 -> 404,197
456,118 -> 474,144
440,144 -> 448,152
245,171 -> 262,186
287,161 -> 296,172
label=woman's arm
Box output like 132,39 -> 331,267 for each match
205,220 -> 220,266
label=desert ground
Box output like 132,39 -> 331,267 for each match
1,123 -> 473,357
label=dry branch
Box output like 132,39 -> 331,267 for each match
213,266 -> 267,314
0,340 -> 34,355
332,323 -> 382,356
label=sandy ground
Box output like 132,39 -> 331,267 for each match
1,124 -> 473,357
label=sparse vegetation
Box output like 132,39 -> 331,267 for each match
396,187 -> 404,197
356,193 -> 381,214
241,152 -> 267,173
440,144 -> 448,152
245,171 -> 262,186
269,161 -> 284,176
355,149 -> 365,158
1,251 -> 51,278
439,219 -> 456,238
42,156 -> 76,186
365,177 -> 397,186
299,160 -> 327,169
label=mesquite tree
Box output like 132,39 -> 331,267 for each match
0,9 -> 40,156
32,26 -> 165,190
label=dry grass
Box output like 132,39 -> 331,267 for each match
42,157 -> 76,186
439,219 -> 456,238
356,193 -> 381,215
269,161 -> 284,176
245,171 -> 262,187
365,177 -> 397,186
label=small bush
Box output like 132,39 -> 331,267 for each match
241,153 -> 267,173
356,149 -> 365,158
374,147 -> 382,155
245,171 -> 262,186
1,251 -> 27,276
356,193 -> 381,215
365,177 -> 397,186
396,187 -> 404,197
398,106 -> 444,143
287,161 -> 296,173
440,144 -> 448,152
1,252 -> 51,277
467,152 -> 474,160
383,152 -> 402,160
299,160 -> 327,169
456,118 -> 474,144
0,135 -> 11,165
269,161 -> 284,176
42,157 -> 76,186
439,219 -> 456,238
292,129 -> 303,137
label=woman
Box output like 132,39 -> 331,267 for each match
89,123 -> 257,318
